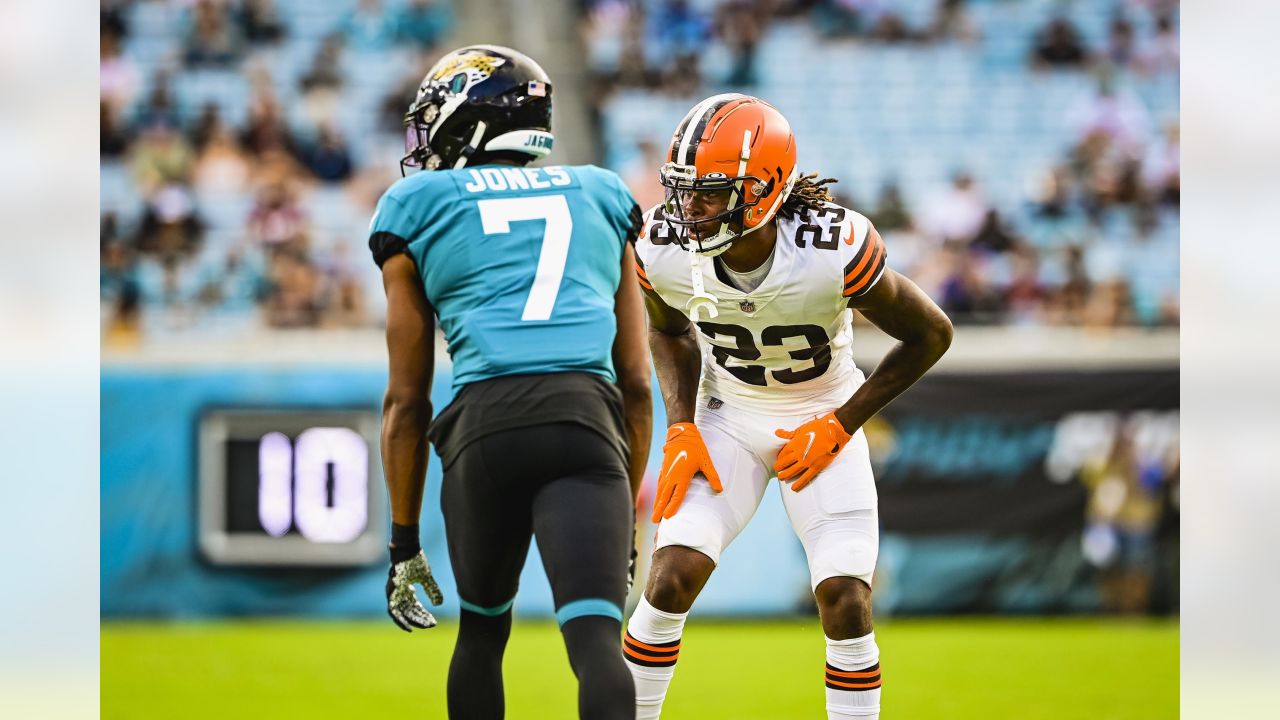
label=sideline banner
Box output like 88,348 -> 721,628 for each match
869,369 -> 1179,613
100,368 -> 1178,617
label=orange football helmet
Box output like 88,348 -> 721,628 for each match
659,93 -> 799,255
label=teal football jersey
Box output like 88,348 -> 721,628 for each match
369,164 -> 641,389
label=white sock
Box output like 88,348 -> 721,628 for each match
825,632 -> 881,719
624,597 -> 687,719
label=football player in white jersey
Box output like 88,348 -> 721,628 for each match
623,94 -> 954,720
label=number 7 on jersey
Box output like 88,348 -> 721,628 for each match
477,195 -> 574,322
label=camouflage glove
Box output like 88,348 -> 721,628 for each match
386,542 -> 444,632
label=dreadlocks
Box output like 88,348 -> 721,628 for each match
777,172 -> 838,220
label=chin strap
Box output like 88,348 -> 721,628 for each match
453,121 -> 488,169
685,246 -> 719,322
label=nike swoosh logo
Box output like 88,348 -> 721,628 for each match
828,419 -> 844,452
663,450 -> 688,478
802,432 -> 816,459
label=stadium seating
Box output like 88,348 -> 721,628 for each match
103,0 -> 1178,333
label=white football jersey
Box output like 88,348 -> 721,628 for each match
635,201 -> 887,415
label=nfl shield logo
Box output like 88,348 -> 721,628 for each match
707,397 -> 723,410
739,300 -> 756,313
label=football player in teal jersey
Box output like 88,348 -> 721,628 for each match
372,45 -> 651,719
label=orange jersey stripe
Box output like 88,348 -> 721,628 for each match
623,645 -> 679,664
843,233 -> 882,286
843,238 -> 884,296
635,261 -> 648,279
624,637 -> 681,654
825,677 -> 883,690
637,275 -> 653,290
826,667 -> 881,679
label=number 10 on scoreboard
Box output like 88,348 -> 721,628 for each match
257,428 -> 368,543
198,409 -> 386,566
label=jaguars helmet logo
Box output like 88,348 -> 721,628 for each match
424,51 -> 506,97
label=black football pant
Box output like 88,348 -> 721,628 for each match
441,422 -> 635,720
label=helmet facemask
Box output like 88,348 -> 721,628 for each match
401,84 -> 475,174
659,162 -> 770,257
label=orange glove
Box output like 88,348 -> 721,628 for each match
651,423 -> 722,523
773,412 -> 852,492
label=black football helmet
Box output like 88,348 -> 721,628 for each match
401,45 -> 554,174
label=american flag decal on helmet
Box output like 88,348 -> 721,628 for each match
528,81 -> 547,97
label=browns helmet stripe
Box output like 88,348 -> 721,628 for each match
669,107 -> 697,162
674,94 -> 740,166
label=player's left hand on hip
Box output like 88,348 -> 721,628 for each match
386,547 -> 445,632
774,412 -> 852,492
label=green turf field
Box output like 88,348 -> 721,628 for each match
102,617 -> 1176,719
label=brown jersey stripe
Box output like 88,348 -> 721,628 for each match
842,233 -> 874,277
844,239 -> 886,297
843,264 -> 885,298
843,233 -> 882,285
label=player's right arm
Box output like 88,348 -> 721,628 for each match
640,270 -> 722,521
644,282 -> 699,425
380,254 -> 434,533
378,252 -> 444,632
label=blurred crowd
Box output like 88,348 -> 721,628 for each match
582,0 -> 1178,96
102,0 -> 1179,344
100,0 -> 455,345
583,0 -> 1179,327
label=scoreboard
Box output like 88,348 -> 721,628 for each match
197,409 -> 387,566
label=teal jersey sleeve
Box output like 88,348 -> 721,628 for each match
368,176 -> 430,267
